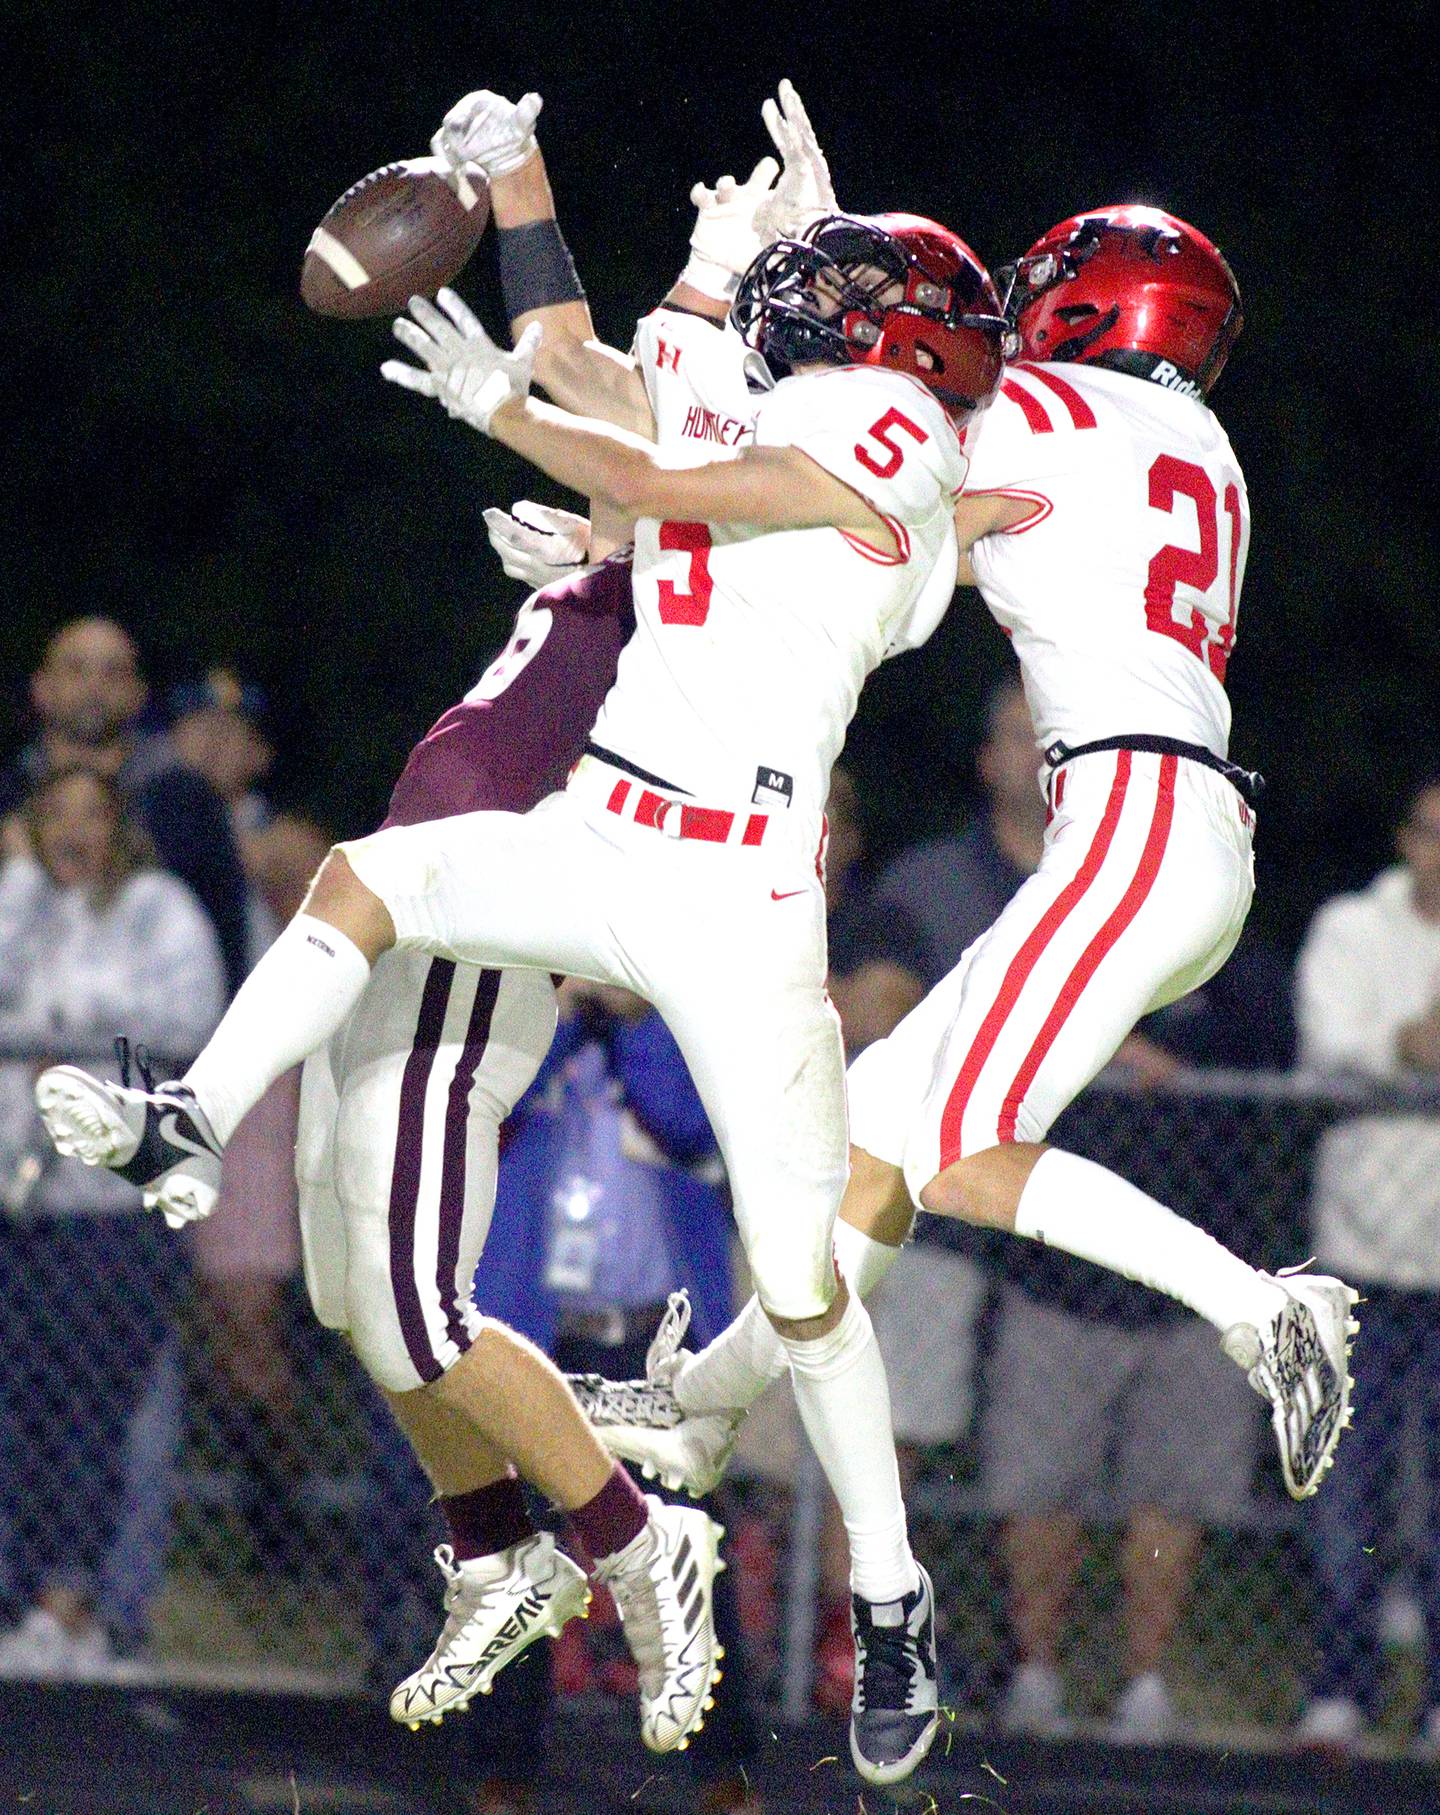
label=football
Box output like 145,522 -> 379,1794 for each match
301,156 -> 491,320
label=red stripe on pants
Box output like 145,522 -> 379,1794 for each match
936,753 -> 1133,1168
994,755 -> 1178,1144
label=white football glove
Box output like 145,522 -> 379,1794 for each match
680,156 -> 780,301
483,502 -> 591,586
381,290 -> 541,434
432,89 -> 543,180
754,78 -> 839,245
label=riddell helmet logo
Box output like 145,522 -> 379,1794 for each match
1150,358 -> 1202,399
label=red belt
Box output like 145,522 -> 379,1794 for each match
603,776 -> 768,847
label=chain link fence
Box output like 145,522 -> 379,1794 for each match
757,1070 -> 1440,1747
2,1053 -> 1436,1752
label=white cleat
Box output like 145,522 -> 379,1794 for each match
595,1496 -> 725,1754
390,1532 -> 590,1727
566,1292 -> 745,1496
1222,1269 -> 1359,1499
35,1058 -> 223,1229
568,1376 -> 744,1498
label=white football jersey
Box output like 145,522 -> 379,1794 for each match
632,306 -> 759,462
965,360 -> 1250,757
589,362 -> 967,817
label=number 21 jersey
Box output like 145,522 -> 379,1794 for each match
965,360 -> 1250,759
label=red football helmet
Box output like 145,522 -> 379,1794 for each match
999,205 -> 1242,397
732,213 -> 1010,419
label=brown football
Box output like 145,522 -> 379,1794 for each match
301,156 -> 491,319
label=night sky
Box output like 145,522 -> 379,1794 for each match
11,0 -> 1439,943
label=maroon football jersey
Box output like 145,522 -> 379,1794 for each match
383,557 -> 634,829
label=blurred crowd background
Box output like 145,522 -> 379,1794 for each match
2,616 -> 1438,1815
8,2 -> 1439,1809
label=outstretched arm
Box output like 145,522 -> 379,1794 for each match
491,392 -> 894,544
433,80 -> 834,439
433,89 -> 656,434
382,290 -> 898,547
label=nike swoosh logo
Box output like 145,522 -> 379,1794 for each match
158,1112 -> 214,1161
770,888 -> 806,901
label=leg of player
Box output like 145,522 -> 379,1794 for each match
649,975 -> 938,1788
382,1357 -> 724,1750
576,1147 -> 914,1477
382,1317 -> 723,1749
35,850 -> 395,1224
37,792 -> 608,1221
917,1143 -> 1358,1499
311,956 -> 723,1752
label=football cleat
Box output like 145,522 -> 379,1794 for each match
594,1496 -> 724,1753
35,1049 -> 224,1229
390,1533 -> 590,1727
567,1374 -> 744,1499
566,1294 -> 745,1497
1222,1269 -> 1359,1499
850,1564 -> 941,1786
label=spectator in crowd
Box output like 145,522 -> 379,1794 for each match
169,667 -> 280,965
0,618 -> 250,996
0,768 -> 225,1673
871,675 -> 1044,991
1294,775 -> 1440,1754
168,668 -> 276,844
877,673 -> 1284,1740
189,815 -> 329,1571
463,978 -> 762,1815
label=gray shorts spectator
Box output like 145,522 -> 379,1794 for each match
981,1286 -> 1253,1524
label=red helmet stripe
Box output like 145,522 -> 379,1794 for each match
1018,364 -> 1098,431
1000,376 -> 1054,435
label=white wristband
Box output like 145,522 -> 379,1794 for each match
678,252 -> 740,303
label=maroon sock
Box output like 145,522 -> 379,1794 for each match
440,1472 -> 536,1561
568,1465 -> 649,1564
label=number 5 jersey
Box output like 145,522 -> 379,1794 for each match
588,308 -> 967,818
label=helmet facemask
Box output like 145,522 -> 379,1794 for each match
733,215 -> 1012,416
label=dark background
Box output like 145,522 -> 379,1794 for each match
10,0 -> 1438,945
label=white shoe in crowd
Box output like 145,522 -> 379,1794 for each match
1110,1671 -> 1179,1744
390,1532 -> 591,1727
1295,1695 -> 1365,1750
1000,1661 -> 1071,1736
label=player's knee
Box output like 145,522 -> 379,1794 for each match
749,1230 -> 839,1331
301,848 -> 396,961
344,1272 -> 433,1394
918,1141 -> 1042,1229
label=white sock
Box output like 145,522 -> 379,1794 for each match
183,915 -> 372,1144
834,1218 -> 905,1297
1014,1148 -> 1285,1334
781,1292 -> 918,1603
674,1219 -> 906,1415
673,1295 -> 786,1414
